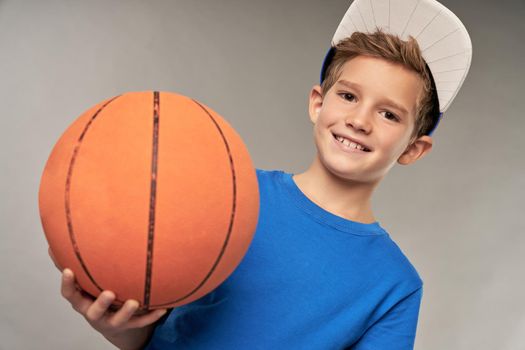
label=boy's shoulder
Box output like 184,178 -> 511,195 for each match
255,167 -> 281,177
255,167 -> 285,188
379,235 -> 424,288
254,167 -> 423,288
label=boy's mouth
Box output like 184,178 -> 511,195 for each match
332,133 -> 372,152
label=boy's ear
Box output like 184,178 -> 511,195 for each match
308,85 -> 324,124
397,135 -> 433,165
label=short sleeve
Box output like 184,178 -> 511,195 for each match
350,286 -> 423,350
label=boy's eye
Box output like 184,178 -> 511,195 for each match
382,111 -> 399,122
339,93 -> 356,102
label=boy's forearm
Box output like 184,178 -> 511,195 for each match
102,322 -> 156,350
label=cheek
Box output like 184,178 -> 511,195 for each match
312,122 -> 330,151
312,111 -> 330,133
316,110 -> 338,131
313,124 -> 325,145
386,134 -> 412,158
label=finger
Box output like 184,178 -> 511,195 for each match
85,290 -> 116,323
61,269 -> 93,314
127,309 -> 168,329
107,299 -> 140,328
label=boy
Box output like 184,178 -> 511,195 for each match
54,0 -> 472,348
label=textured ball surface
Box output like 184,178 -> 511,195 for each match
39,91 -> 259,310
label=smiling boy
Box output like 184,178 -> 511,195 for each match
295,50 -> 433,224
56,0 -> 471,349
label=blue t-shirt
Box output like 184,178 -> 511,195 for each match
145,169 -> 423,349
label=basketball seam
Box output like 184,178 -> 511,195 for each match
143,91 -> 160,308
65,95 -> 124,303
147,99 -> 238,308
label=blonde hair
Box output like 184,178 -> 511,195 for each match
321,29 -> 438,140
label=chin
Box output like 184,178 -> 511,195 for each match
321,158 -> 367,183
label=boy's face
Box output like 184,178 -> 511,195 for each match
309,55 -> 433,184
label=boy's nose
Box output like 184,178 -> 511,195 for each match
344,108 -> 372,134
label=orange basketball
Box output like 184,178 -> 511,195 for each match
39,91 -> 259,311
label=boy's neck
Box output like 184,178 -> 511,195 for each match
292,156 -> 379,224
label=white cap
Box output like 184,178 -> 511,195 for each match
320,0 -> 472,135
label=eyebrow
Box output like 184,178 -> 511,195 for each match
335,79 -> 410,117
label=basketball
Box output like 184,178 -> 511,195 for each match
38,91 -> 259,311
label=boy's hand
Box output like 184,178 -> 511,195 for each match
57,263 -> 167,350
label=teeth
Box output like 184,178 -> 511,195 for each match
335,135 -> 366,151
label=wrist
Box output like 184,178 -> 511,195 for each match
103,326 -> 154,350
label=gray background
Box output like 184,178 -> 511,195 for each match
1,0 -> 524,349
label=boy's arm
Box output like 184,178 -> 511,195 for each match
349,286 -> 423,350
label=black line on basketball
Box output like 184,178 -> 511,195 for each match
150,99 -> 237,308
65,95 -> 122,299
143,91 -> 160,308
